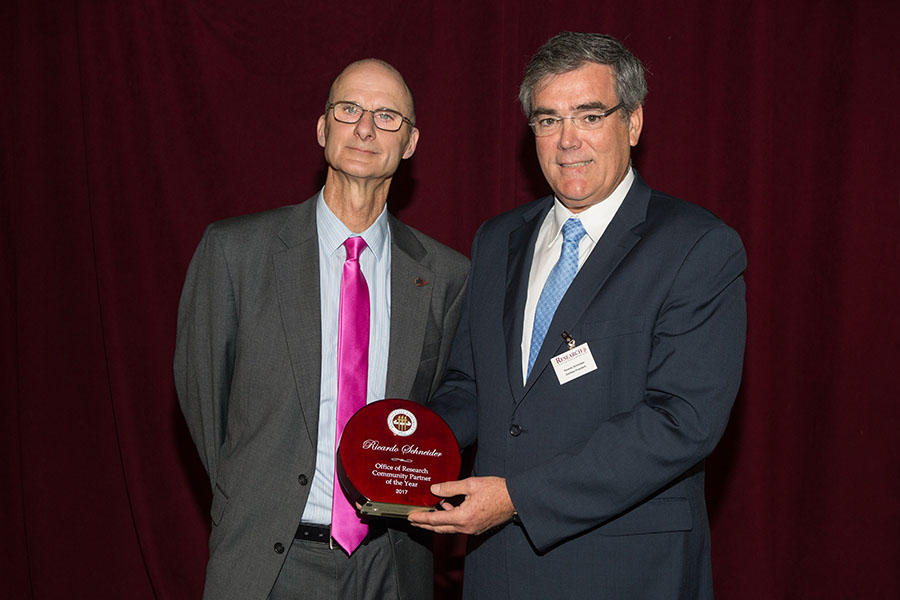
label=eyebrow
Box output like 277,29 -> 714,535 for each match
531,101 -> 612,117
336,100 -> 403,114
574,101 -> 611,111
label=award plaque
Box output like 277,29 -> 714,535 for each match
337,398 -> 461,518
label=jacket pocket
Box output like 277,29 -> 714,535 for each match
597,497 -> 692,536
581,315 -> 646,340
210,484 -> 230,526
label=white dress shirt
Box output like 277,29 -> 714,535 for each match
521,168 -> 634,383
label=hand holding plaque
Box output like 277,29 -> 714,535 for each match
336,399 -> 461,518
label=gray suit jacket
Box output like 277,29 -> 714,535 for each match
430,172 -> 746,599
175,195 -> 469,600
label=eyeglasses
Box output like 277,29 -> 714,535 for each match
327,101 -> 413,132
529,103 -> 624,137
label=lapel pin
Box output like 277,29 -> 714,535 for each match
415,277 -> 429,287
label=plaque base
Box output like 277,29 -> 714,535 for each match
360,501 -> 436,519
337,399 -> 461,520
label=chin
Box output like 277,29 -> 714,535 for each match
559,194 -> 604,211
557,188 -> 590,204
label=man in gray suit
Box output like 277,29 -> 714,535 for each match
175,58 -> 469,600
410,32 -> 746,598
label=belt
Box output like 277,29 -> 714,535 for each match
294,523 -> 331,543
294,522 -> 388,544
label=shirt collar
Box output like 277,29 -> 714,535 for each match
547,167 -> 634,245
315,188 -> 390,260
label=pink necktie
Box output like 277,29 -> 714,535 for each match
331,236 -> 369,553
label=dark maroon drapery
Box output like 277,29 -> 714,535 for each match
3,1 -> 898,598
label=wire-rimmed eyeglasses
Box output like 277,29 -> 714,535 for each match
529,103 -> 624,137
328,101 -> 413,132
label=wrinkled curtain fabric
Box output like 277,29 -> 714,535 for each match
3,1 -> 898,598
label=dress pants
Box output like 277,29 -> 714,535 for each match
268,532 -> 399,600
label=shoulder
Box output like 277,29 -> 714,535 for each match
203,202 -> 306,245
481,196 -> 552,234
465,195 -> 553,250
632,189 -> 747,283
389,217 -> 470,278
196,196 -> 318,258
643,188 -> 744,250
189,198 -> 317,282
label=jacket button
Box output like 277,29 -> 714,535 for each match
509,424 -> 522,437
274,542 -> 285,554
298,474 -> 308,486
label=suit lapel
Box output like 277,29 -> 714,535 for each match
385,215 -> 434,401
504,199 -> 553,404
273,198 -> 322,447
520,174 -> 652,398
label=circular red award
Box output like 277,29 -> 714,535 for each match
337,399 -> 461,517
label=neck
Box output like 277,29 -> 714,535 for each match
322,170 -> 391,233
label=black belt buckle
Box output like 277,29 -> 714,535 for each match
294,521 -> 389,546
295,522 -> 331,543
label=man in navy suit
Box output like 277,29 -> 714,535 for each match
410,32 -> 747,598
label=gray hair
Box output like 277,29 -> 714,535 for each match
519,32 -> 647,120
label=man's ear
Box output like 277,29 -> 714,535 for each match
317,114 -> 327,148
628,105 -> 643,147
401,126 -> 420,159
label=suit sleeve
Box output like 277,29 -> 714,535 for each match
506,224 -> 747,551
428,225 -> 484,449
174,225 -> 237,491
428,261 -> 471,401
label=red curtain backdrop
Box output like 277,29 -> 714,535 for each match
3,1 -> 898,598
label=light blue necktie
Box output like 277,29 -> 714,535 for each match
527,217 -> 587,378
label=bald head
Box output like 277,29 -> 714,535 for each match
326,59 -> 416,125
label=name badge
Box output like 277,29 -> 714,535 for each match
551,342 -> 597,384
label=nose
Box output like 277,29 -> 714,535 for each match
557,117 -> 581,150
353,110 -> 377,139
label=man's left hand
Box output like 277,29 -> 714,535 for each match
407,476 -> 515,535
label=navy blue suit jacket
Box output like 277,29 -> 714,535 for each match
430,172 -> 747,599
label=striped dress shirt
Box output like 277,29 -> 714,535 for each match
300,190 -> 391,525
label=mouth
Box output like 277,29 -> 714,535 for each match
559,160 -> 592,168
